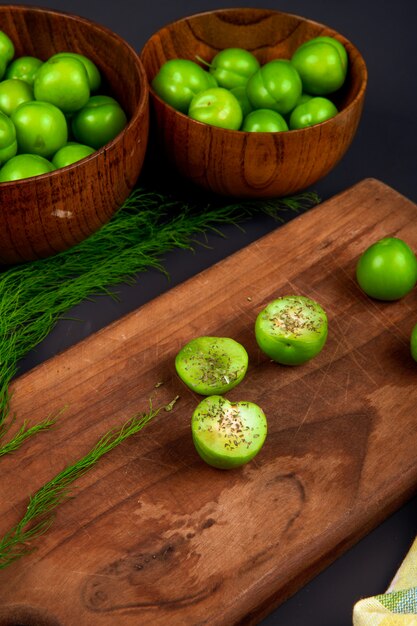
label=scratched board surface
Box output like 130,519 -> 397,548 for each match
1,178 -> 417,626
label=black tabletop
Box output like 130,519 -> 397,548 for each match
7,0 -> 417,624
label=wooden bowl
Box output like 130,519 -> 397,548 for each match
141,8 -> 367,198
0,5 -> 149,265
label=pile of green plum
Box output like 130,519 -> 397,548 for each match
0,30 -> 127,182
152,36 -> 347,132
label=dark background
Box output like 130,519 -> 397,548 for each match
5,0 -> 417,624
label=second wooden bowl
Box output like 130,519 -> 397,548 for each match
141,8 -> 367,198
0,5 -> 149,265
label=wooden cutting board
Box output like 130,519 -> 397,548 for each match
1,178 -> 417,626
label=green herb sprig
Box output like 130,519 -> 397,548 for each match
0,402 -> 163,569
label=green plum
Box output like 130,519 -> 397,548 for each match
291,36 -> 348,95
52,141 -> 95,168
0,111 -> 17,165
175,336 -> 248,395
0,153 -> 55,182
294,93 -> 313,107
242,109 -> 288,132
230,86 -> 253,118
0,31 -> 14,65
246,59 -> 302,115
191,396 -> 267,469
209,48 -> 260,89
0,58 -> 6,82
34,57 -> 90,113
48,52 -> 101,92
356,238 -> 417,301
188,87 -> 242,130
12,101 -> 68,158
310,36 -> 348,72
289,96 -> 338,129
152,59 -> 214,114
5,56 -> 43,85
0,79 -> 33,116
255,295 -> 328,365
71,95 -> 127,149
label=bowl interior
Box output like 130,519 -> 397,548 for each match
141,8 -> 366,115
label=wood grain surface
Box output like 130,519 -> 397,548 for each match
1,178 -> 417,626
0,6 -> 149,264
140,8 -> 367,197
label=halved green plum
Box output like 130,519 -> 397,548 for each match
175,336 -> 248,395
255,295 -> 328,365
192,395 -> 267,469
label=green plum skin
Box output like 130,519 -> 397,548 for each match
311,36 -> 348,72
0,153 -> 55,182
356,238 -> 417,301
5,56 -> 43,85
0,31 -> 14,66
34,57 -> 90,113
246,60 -> 302,115
410,323 -> 417,362
255,295 -> 328,365
52,142 -> 95,168
0,79 -> 34,117
289,96 -> 338,129
12,101 -> 68,158
175,336 -> 248,395
49,52 -> 101,92
0,58 -> 6,82
294,93 -> 313,107
152,59 -> 214,114
191,396 -> 267,469
71,95 -> 127,149
242,109 -> 288,132
291,37 -> 347,95
209,48 -> 260,90
230,86 -> 253,118
0,110 -> 17,164
188,88 -> 242,130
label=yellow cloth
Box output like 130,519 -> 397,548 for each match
354,538 -> 417,625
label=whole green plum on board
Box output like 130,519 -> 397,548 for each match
356,238 -> 417,301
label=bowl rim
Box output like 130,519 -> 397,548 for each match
0,4 -> 149,187
141,6 -> 368,138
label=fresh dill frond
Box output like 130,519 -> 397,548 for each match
0,402 -> 162,569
